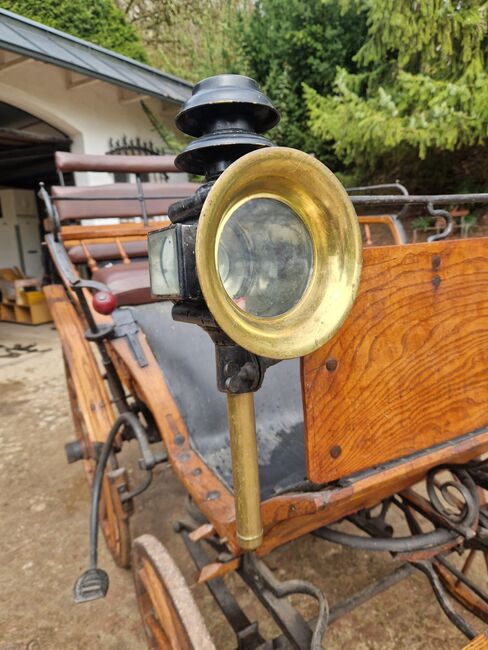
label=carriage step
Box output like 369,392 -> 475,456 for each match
73,568 -> 109,603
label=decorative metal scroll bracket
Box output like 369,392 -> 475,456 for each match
426,203 -> 453,242
412,560 -> 476,640
348,191 -> 488,243
313,461 -> 488,639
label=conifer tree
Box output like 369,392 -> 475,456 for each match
304,0 -> 488,190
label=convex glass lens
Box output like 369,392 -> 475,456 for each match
217,197 -> 313,317
148,226 -> 180,296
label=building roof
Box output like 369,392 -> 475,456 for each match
0,9 -> 192,104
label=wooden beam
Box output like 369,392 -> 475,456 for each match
65,71 -> 100,90
118,88 -> 148,104
0,127 -> 69,146
188,523 -> 216,543
196,558 -> 241,584
0,52 -> 31,72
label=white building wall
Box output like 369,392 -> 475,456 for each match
0,58 -> 185,276
0,58 -> 180,185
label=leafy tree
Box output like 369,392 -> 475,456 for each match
3,0 -> 148,62
117,0 -> 249,80
304,0 -> 488,191
238,0 -> 367,166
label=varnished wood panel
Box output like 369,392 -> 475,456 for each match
60,221 -> 168,242
303,237 -> 488,484
257,425 -> 488,556
107,334 -> 238,545
43,284 -> 115,443
463,634 -> 488,650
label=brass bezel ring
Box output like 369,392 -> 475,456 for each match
196,147 -> 362,359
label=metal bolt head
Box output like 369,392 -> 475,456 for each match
432,274 -> 441,289
330,445 -> 342,459
325,358 -> 338,372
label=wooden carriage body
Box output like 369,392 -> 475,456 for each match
43,151 -> 488,647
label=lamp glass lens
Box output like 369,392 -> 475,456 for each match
148,226 -> 180,297
217,197 -> 313,317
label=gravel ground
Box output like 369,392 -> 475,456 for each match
0,320 -> 480,649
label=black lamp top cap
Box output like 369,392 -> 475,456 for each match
176,74 -> 279,138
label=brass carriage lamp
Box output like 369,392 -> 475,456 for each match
148,75 -> 362,550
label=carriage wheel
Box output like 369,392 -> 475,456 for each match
434,487 -> 488,623
429,478 -> 488,623
63,353 -> 131,568
132,534 -> 215,649
434,549 -> 488,623
64,353 -> 95,483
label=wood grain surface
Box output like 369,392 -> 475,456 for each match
462,634 -> 488,650
303,237 -> 488,483
60,221 -> 166,242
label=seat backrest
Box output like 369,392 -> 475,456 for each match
51,182 -> 199,222
130,302 -> 306,500
302,236 -> 488,483
55,151 -> 179,174
358,215 -> 407,245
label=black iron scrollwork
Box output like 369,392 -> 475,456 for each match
426,466 -> 479,537
426,203 -> 453,242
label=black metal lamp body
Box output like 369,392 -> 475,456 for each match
148,74 -> 280,394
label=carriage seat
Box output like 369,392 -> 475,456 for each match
129,302 -> 306,500
92,261 -> 153,306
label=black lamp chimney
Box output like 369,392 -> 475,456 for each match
174,74 -> 279,179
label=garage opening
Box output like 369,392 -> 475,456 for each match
0,101 -> 71,280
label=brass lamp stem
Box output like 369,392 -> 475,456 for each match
226,392 -> 263,551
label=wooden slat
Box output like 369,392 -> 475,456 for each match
197,559 -> 240,584
358,215 -> 404,245
303,237 -> 488,483
60,220 -> 167,242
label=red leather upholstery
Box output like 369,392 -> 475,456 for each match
92,261 -> 153,306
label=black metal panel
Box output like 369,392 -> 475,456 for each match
130,302 -> 306,499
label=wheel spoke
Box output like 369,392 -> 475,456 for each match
145,612 -> 171,649
457,549 -> 477,586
